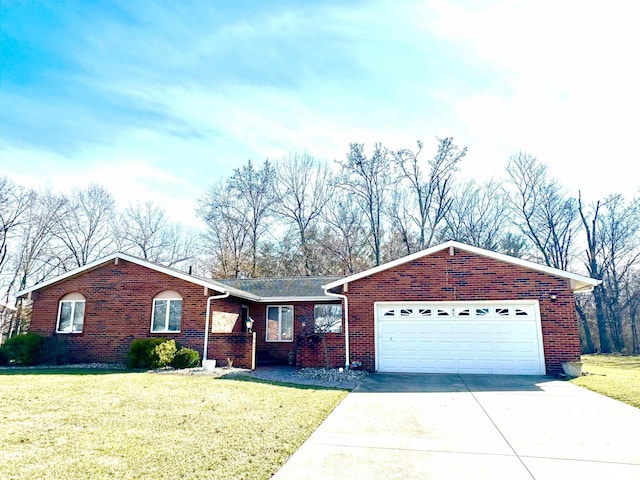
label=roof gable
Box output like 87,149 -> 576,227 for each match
14,253 -> 258,301
323,240 -> 600,293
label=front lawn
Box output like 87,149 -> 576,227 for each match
570,354 -> 640,408
0,369 -> 348,479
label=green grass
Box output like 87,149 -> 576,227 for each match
570,354 -> 640,408
0,369 -> 348,479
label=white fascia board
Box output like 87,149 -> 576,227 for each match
256,296 -> 340,303
323,240 -> 601,293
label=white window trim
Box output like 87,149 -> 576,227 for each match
150,297 -> 183,333
56,299 -> 85,333
313,304 -> 343,334
265,305 -> 294,342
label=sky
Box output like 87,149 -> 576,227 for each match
1,0 -> 639,227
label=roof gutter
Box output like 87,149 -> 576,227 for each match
203,291 -> 230,362
323,287 -> 350,369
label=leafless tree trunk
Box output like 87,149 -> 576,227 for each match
339,143 -> 390,266
0,177 -> 31,278
52,184 -> 116,269
227,160 -> 276,277
627,273 -> 640,354
443,179 -> 506,250
197,180 -> 251,278
575,295 -> 596,353
578,194 -> 609,352
274,153 -> 330,276
505,153 -> 578,270
322,191 -> 369,275
391,138 -> 466,251
118,200 -> 198,267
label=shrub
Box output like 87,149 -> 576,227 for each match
1,333 -> 44,365
172,347 -> 200,369
41,337 -> 69,365
0,347 -> 8,366
127,338 -> 168,369
151,340 -> 177,368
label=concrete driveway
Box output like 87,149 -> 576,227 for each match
273,374 -> 640,480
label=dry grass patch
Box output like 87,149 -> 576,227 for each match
0,368 -> 348,479
571,354 -> 640,408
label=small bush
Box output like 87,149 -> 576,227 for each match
151,340 -> 177,368
1,333 -> 44,365
172,347 -> 200,369
41,337 -> 69,365
0,347 -> 8,366
127,338 -> 168,369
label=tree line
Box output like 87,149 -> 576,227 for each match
1,138 -> 639,353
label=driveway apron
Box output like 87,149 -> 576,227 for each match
273,374 -> 640,480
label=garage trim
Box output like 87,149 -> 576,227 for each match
374,300 -> 545,375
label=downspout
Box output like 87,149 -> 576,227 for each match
203,291 -> 230,361
323,288 -> 350,369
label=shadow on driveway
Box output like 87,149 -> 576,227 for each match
356,373 -> 548,393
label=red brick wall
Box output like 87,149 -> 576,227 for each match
207,333 -> 256,369
249,301 -> 343,366
28,259 -> 244,365
342,248 -> 581,375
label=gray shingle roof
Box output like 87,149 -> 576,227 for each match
217,276 -> 342,299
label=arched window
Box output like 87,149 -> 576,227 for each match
151,291 -> 182,333
57,293 -> 85,333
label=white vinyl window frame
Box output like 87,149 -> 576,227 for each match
313,304 -> 342,333
56,293 -> 86,333
265,305 -> 294,342
151,291 -> 183,333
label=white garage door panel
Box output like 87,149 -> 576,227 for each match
376,302 -> 545,375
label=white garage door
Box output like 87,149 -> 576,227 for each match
376,301 -> 545,375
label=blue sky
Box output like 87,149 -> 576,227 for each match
1,0 -> 639,225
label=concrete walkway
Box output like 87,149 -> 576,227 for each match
273,374 -> 640,480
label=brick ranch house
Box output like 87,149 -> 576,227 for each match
15,240 -> 599,375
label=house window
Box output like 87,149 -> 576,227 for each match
57,293 -> 85,333
314,304 -> 342,333
266,305 -> 293,342
151,291 -> 182,333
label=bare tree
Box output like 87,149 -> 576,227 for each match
391,138 -> 466,251
227,160 -> 276,277
338,143 -> 390,266
625,270 -> 640,354
498,232 -> 530,259
322,191 -> 369,275
387,189 -> 416,256
274,153 -> 330,275
118,201 -> 198,267
197,180 -> 251,278
579,193 -> 640,352
0,177 -> 31,278
505,153 -> 578,270
442,179 -> 507,250
52,184 -> 116,269
592,194 -> 639,352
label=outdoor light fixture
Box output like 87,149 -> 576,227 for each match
549,294 -> 558,302
245,316 -> 255,333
